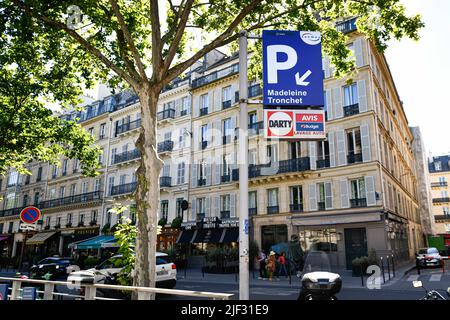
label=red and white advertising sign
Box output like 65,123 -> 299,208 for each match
264,109 -> 326,140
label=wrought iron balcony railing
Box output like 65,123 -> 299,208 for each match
116,119 -> 141,135
343,103 -> 360,117
113,149 -> 141,164
160,176 -> 172,187
110,182 -> 137,196
433,197 -> 450,204
350,198 -> 367,208
157,140 -> 174,153
191,63 -> 239,88
157,108 -> 175,121
347,152 -> 363,164
267,206 -> 280,214
290,203 -> 304,213
39,191 -> 103,209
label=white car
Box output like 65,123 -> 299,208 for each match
68,252 -> 177,289
416,247 -> 442,268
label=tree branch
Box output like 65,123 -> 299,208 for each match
150,0 -> 163,82
11,0 -> 138,87
116,29 -> 142,80
109,0 -> 148,81
163,0 -> 195,74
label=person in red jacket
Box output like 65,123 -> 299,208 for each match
278,251 -> 288,278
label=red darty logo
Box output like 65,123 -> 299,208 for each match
267,111 -> 294,137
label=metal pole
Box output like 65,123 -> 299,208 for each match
238,30 -> 249,300
387,256 -> 391,281
381,257 -> 385,284
391,255 -> 395,277
18,229 -> 28,272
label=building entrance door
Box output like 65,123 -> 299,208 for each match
344,228 -> 368,269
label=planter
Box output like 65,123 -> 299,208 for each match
352,264 -> 368,276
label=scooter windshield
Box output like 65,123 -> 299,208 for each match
303,250 -> 332,273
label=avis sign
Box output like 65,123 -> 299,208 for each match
264,109 -> 325,140
263,30 -> 324,107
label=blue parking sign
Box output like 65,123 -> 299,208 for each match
263,30 -> 324,107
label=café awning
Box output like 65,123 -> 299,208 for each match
73,235 -> 116,250
221,228 -> 239,243
176,229 -> 196,244
26,232 -> 57,245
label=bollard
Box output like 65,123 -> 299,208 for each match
381,257 -> 385,284
387,257 -> 391,281
289,266 -> 292,285
360,264 -> 364,287
391,255 -> 395,278
442,259 -> 445,274
235,266 -> 238,282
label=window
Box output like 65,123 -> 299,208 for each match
176,198 -> 184,218
181,96 -> 190,115
119,174 -> 127,186
99,148 -> 104,165
267,144 -> 278,163
62,159 -> 68,175
221,194 -> 231,218
99,123 -> 106,139
290,186 -> 303,211
222,86 -> 232,102
160,200 -> 169,220
46,216 -> 51,227
343,83 -> 358,106
317,140 -> 329,160
94,179 -> 101,192
223,118 -> 232,141
122,143 -> 128,154
289,141 -> 301,159
441,190 -> 448,198
67,213 -> 73,225
8,222 -> 13,233
198,160 -> 206,183
439,177 -> 447,185
70,184 -> 76,197
79,214 -> 85,225
248,112 -> 257,125
73,159 -> 79,173
249,149 -> 257,165
197,198 -> 206,218
201,124 -> 208,147
111,148 -> 117,165
37,167 -> 42,182
222,155 -> 230,177
49,188 -> 56,200
350,178 -> 366,199
108,176 -> 115,194
267,188 -> 279,207
88,127 -> 94,136
249,191 -> 257,212
317,183 -> 325,207
23,194 -> 29,207
92,210 -> 98,223
8,170 -> 19,186
177,162 -> 185,185
435,161 -> 442,171
59,186 -> 66,198
346,128 -> 362,155
52,165 -> 58,179
5,193 -> 17,209
200,93 -> 208,112
56,217 -> 61,227
82,181 -> 89,194
34,192 -> 40,206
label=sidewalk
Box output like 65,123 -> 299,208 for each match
177,260 -> 416,289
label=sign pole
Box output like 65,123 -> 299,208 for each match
238,30 -> 249,300
18,229 -> 28,272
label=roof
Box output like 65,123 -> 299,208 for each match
429,155 -> 450,173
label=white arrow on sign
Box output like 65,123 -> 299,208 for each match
295,69 -> 312,86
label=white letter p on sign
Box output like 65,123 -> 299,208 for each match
266,45 -> 297,84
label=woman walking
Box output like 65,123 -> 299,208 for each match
278,251 -> 288,278
266,251 -> 277,281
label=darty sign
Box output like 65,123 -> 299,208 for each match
262,30 -> 324,107
264,109 -> 326,140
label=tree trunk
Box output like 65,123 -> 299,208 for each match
133,85 -> 163,300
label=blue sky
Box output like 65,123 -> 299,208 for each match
385,0 -> 450,157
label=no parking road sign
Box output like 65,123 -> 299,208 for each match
20,206 -> 41,224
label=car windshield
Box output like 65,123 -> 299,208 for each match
302,250 -> 331,273
427,248 -> 439,254
418,249 -> 428,254
98,257 -> 126,269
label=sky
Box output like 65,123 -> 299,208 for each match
385,0 -> 450,157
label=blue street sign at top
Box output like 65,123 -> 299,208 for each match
263,30 -> 324,107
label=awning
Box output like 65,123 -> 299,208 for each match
73,235 -> 116,250
26,232 -> 57,245
0,235 -> 10,242
221,228 -> 239,243
291,212 -> 383,226
192,229 -> 225,243
176,229 -> 195,244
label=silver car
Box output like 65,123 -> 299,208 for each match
416,247 -> 442,267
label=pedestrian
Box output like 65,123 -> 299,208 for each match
278,251 -> 287,278
266,251 -> 277,281
257,250 -> 267,279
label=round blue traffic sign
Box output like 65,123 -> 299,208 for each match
20,206 -> 41,224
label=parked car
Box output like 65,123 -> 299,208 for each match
67,252 -> 177,290
416,247 -> 442,267
29,257 -> 79,280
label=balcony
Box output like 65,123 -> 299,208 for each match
290,203 -> 304,213
116,119 -> 141,135
317,202 -> 325,211
434,215 -> 450,222
66,222 -> 72,228
157,140 -> 173,153
191,63 -> 239,89
350,198 -> 367,208
198,178 -> 206,186
220,211 -> 231,219
157,109 -> 175,121
160,176 -> 172,188
89,220 -> 97,226
248,121 -> 264,136
113,149 -> 141,165
180,109 -> 188,117
111,182 -> 137,196
316,157 -> 330,169
232,157 -> 311,180
39,191 -> 103,209
249,208 -> 257,216
0,207 -> 24,218
336,17 -> 357,33
221,175 -> 231,183
431,182 -> 448,188
347,152 -> 363,164
199,107 -> 208,116
343,103 -> 360,117
267,206 -> 279,214
433,197 -> 450,204
248,84 -> 262,98
222,100 -> 232,109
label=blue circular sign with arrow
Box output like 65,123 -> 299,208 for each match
20,206 -> 41,224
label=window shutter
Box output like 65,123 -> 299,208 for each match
214,88 -> 221,112
325,182 -> 333,209
175,99 -> 182,117
309,142 -> 317,170
354,38 -> 364,67
361,123 -> 371,162
365,176 -> 376,206
213,119 -> 221,146
193,95 -> 199,117
333,87 -> 343,118
308,184 -> 317,211
205,157 -> 212,186
214,154 -> 221,185
336,130 -> 347,166
191,198 -> 197,220
340,180 -> 350,208
231,116 -> 236,139
191,162 -> 197,188
328,131 -> 336,167
323,55 -> 330,78
205,197 -> 211,217
357,79 -> 367,112
230,193 -> 236,217
326,89 -> 333,120
213,196 -> 220,218
207,123 -> 212,145
231,83 -> 238,103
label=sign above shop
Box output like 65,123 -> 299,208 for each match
264,109 -> 325,140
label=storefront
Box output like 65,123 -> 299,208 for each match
60,227 -> 100,257
0,234 -> 13,259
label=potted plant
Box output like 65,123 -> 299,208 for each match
158,217 -> 167,226
171,216 -> 182,228
352,256 -> 369,276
